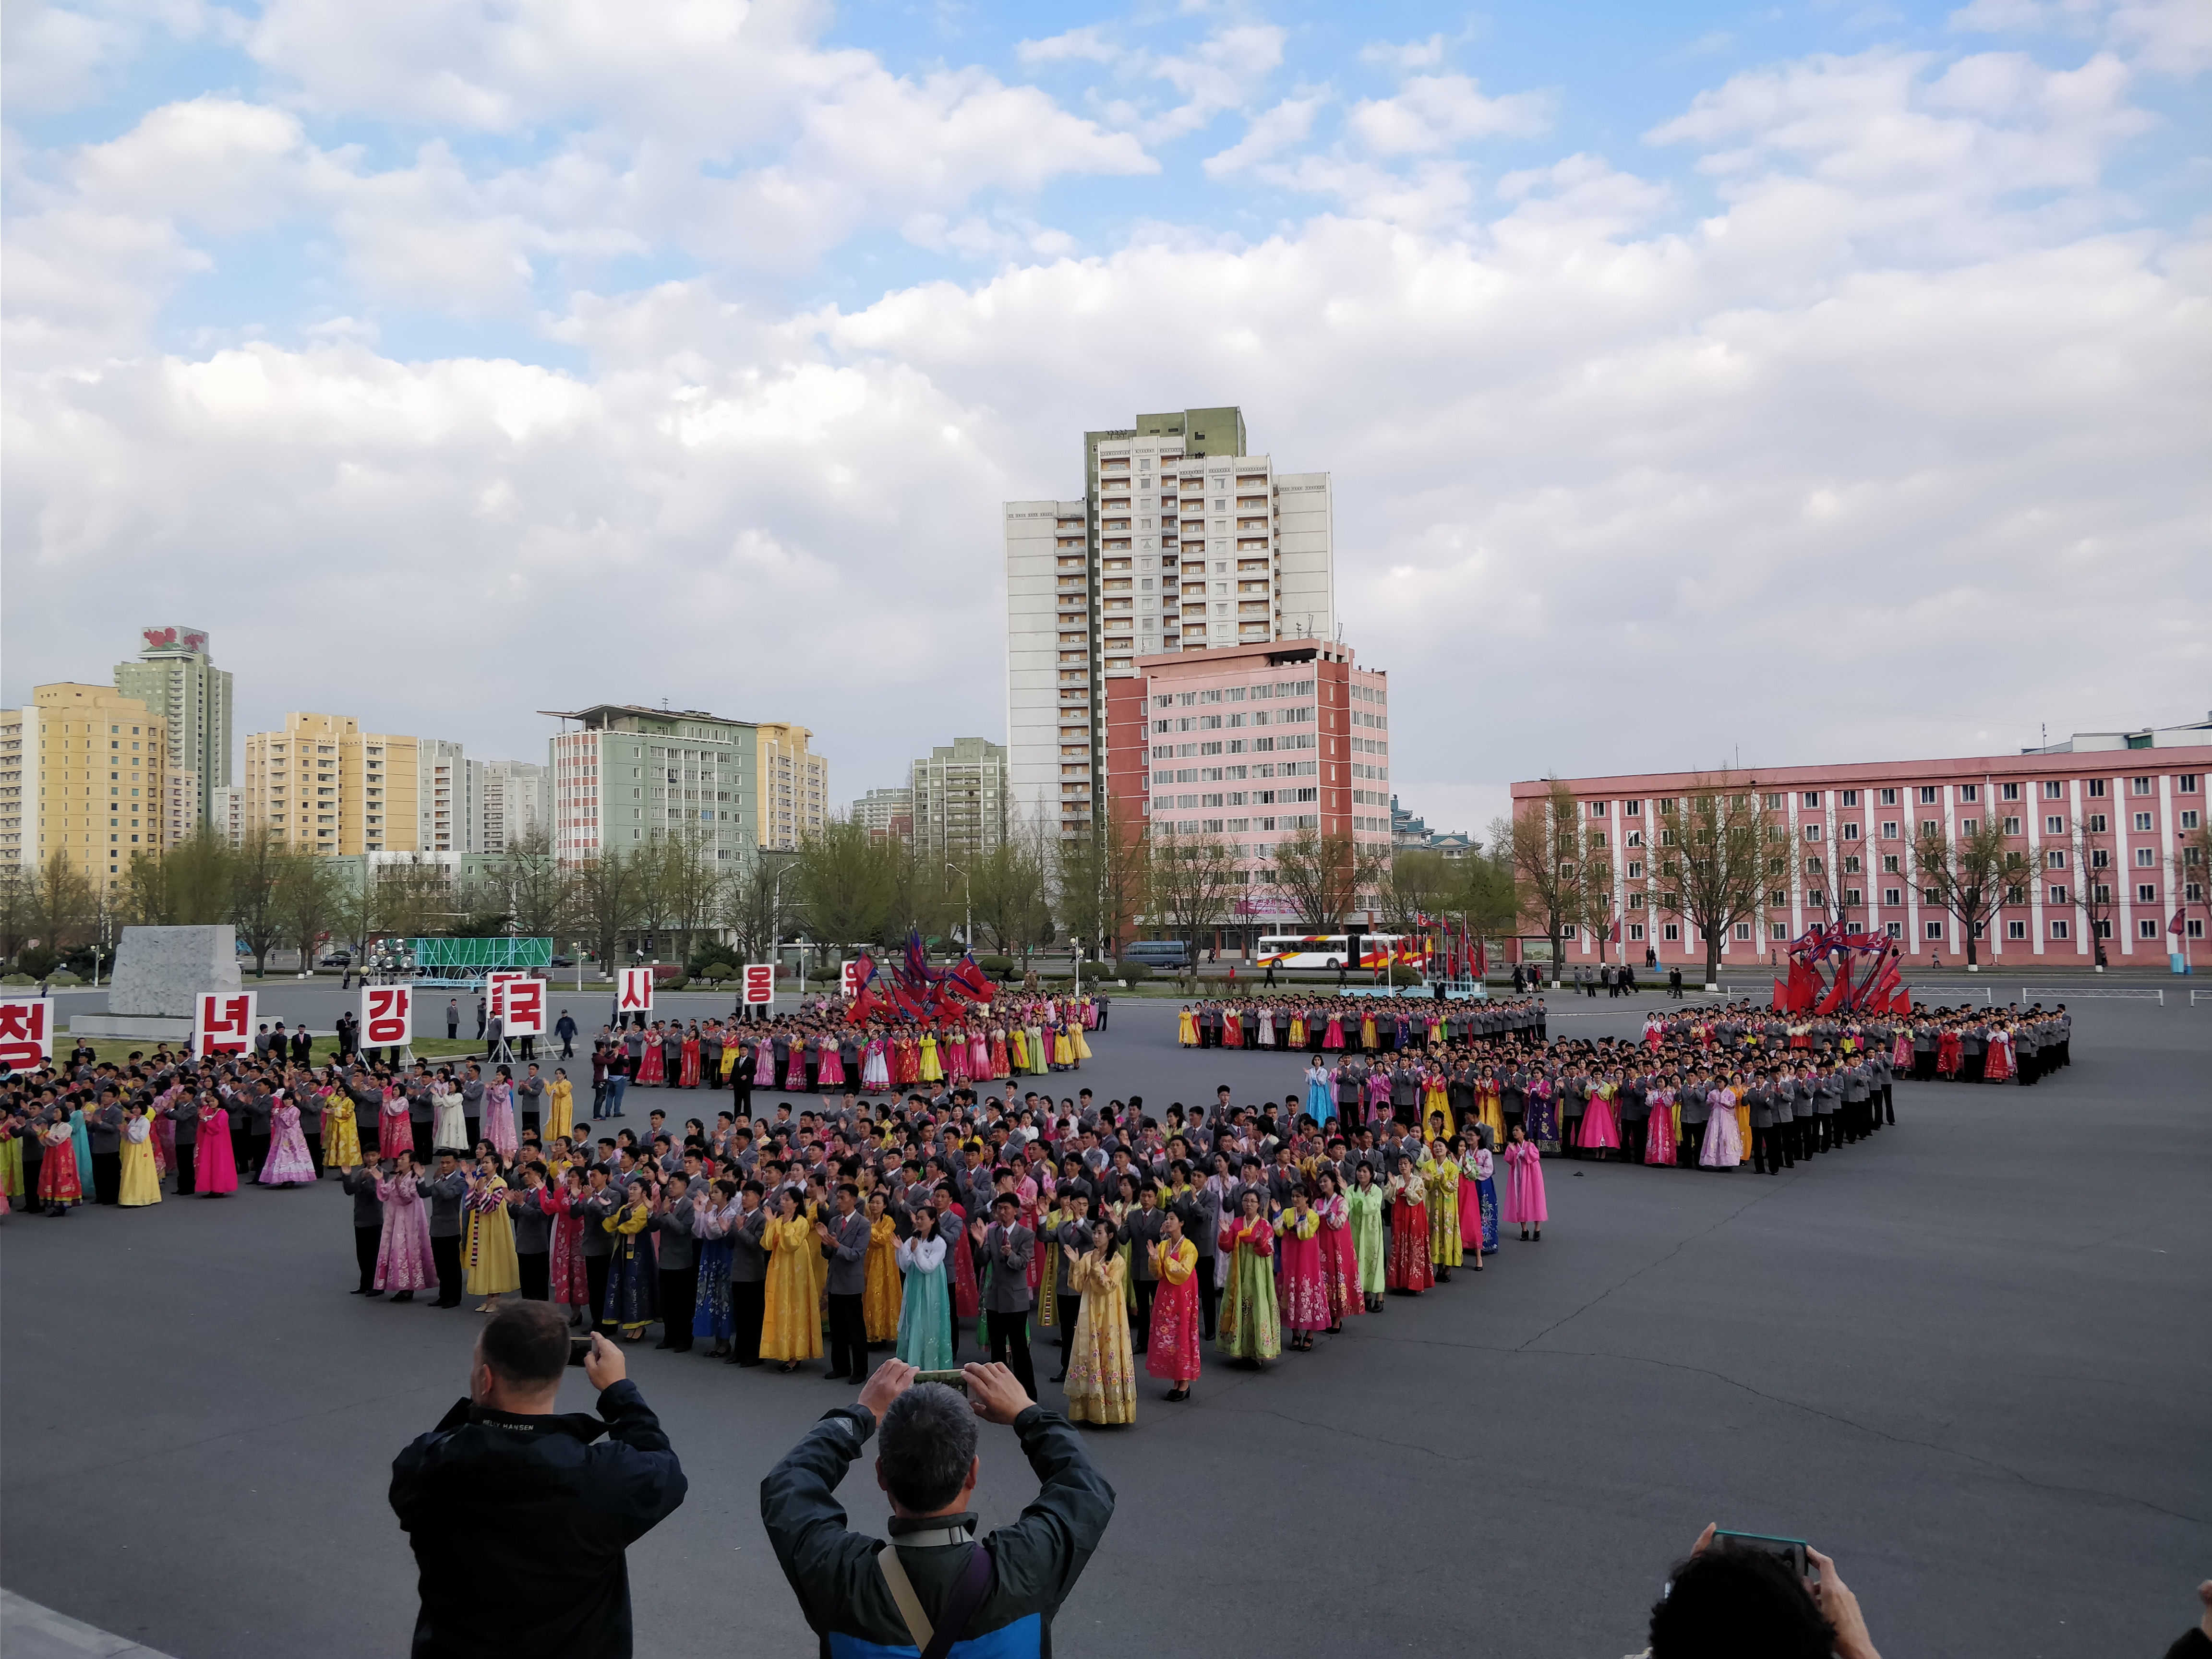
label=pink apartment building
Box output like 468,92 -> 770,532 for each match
1510,716 -> 2212,972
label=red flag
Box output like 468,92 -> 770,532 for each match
2170,908 -> 2187,936
1889,984 -> 1913,1015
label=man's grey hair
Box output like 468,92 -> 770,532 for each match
878,1384 -> 978,1513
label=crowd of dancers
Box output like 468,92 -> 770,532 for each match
2,985 -> 2069,1427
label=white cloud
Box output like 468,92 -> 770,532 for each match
1358,35 -> 1449,73
1203,91 -> 1329,178
1347,73 -> 1555,155
3,15 -> 2204,805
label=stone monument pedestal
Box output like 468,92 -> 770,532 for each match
68,924 -> 241,1042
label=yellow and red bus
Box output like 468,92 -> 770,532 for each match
1255,933 -> 1429,972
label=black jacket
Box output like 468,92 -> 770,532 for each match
761,1403 -> 1113,1659
389,1380 -> 685,1659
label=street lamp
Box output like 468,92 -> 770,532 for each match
947,863 -> 971,953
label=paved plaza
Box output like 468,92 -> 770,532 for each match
3,993 -> 2207,1657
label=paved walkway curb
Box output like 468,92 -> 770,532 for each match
1,1590 -> 178,1659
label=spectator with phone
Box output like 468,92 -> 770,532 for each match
1647,1523 -> 1881,1659
761,1358 -> 1114,1659
389,1302 -> 686,1658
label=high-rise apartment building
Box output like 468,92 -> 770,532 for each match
757,722 -> 829,850
239,713 -> 466,855
475,759 -> 550,853
1104,640 -> 1391,923
209,785 -> 244,847
854,786 -> 914,845
0,709 -> 23,868
18,683 -> 171,892
912,738 -> 1009,861
544,704 -> 759,867
113,625 -> 233,830
1006,405 -> 1335,840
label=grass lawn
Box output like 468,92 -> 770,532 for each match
46,1034 -> 524,1069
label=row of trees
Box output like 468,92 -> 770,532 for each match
1509,774 -> 2212,983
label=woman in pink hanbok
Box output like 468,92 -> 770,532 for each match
483,1072 -> 518,1160
373,1155 -> 436,1298
195,1097 -> 239,1197
258,1099 -> 317,1186
1322,1011 -> 1345,1051
1501,1127 -> 1547,1242
1698,1082 -> 1743,1168
969,1027 -> 991,1079
1275,1188 -> 1330,1350
545,1169 -> 592,1322
943,1028 -> 969,1086
817,1038 -> 846,1089
784,1041 -> 808,1091
1645,1084 -> 1678,1165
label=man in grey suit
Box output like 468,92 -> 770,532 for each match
978,1192 -> 1037,1398
421,1152 -> 470,1308
725,1182 -> 770,1367
817,1183 -> 874,1384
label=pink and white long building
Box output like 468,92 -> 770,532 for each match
1511,716 -> 2212,971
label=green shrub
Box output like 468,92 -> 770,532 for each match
701,962 -> 735,983
0,973 -> 34,986
975,955 -> 1015,976
15,945 -> 58,980
46,969 -> 82,986
1112,961 -> 1152,982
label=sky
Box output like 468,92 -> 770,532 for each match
5,0 -> 2208,840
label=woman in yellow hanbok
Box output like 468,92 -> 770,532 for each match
1177,1005 -> 1199,1046
118,1105 -> 163,1206
1062,1220 -> 1137,1425
547,1070 -> 575,1143
1288,1009 -> 1307,1047
862,1192 -> 902,1343
320,1086 -> 361,1171
918,1032 -> 943,1083
1359,1011 -> 1379,1050
761,1191 -> 825,1369
1420,1141 -> 1461,1278
1070,1016 -> 1092,1063
1052,1023 -> 1076,1070
1421,1070 -> 1454,1139
466,1163 -> 522,1308
1477,1072 -> 1505,1146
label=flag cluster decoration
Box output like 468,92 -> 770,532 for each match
843,930 -> 999,1024
1773,920 -> 1911,1015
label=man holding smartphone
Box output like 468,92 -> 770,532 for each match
390,1303 -> 687,1658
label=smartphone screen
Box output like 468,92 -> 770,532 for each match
1712,1530 -> 1809,1579
567,1338 -> 593,1367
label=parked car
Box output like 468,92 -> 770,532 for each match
1122,939 -> 1191,969
550,956 -> 577,968
318,952 -> 352,968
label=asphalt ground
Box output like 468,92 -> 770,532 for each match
3,994 -> 2207,1658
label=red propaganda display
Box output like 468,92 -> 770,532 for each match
361,984 -> 413,1048
0,998 -> 56,1070
617,967 -> 655,1017
1773,920 -> 1910,1014
195,992 -> 256,1057
840,959 -> 862,997
843,930 -> 997,1025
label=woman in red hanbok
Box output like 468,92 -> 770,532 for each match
944,1027 -> 970,1085
36,1113 -> 84,1213
545,1168 -> 593,1322
1145,1215 -> 1202,1400
1313,1170 -> 1361,1330
1221,1007 -> 1242,1049
817,1036 -> 846,1089
1936,1028 -> 1963,1079
1384,1156 -> 1433,1293
1322,1012 -> 1345,1050
1983,1027 -> 2015,1083
1645,1084 -> 1677,1165
196,1098 -> 239,1196
1276,1187 -> 1329,1349
637,1027 -> 667,1087
784,1040 -> 808,1091
679,1027 -> 702,1089
989,1025 -> 1010,1080
942,1195 -> 979,1338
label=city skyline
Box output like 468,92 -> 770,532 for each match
3,1 -> 2205,836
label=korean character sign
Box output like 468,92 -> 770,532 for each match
194,992 -> 256,1058
840,959 -> 861,998
617,966 -> 655,1019
0,998 -> 56,1072
499,977 -> 547,1039
740,963 -> 775,1007
361,984 -> 413,1049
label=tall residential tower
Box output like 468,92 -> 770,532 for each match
1005,406 -> 1334,840
114,625 -> 233,830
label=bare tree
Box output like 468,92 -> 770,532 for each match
658,828 -> 726,965
2062,817 -> 2121,968
1268,825 -> 1378,928
973,820 -> 1054,972
373,859 -> 458,943
1374,848 -> 1456,937
277,850 -> 346,970
1148,829 -> 1243,989
1464,825 -> 1522,947
493,824 -> 572,944
1509,780 -> 1593,983
22,851 -> 96,961
1912,816 -> 2012,968
2183,819 -> 2212,956
721,854 -> 791,963
570,847 -> 645,970
1647,775 -> 1769,990
1055,798 -> 1150,958
0,861 -> 35,962
120,831 -> 236,928
228,829 -> 288,977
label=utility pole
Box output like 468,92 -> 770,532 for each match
948,863 -> 970,953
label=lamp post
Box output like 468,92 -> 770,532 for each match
768,862 -> 792,1017
948,863 -> 971,953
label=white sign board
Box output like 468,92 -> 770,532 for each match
489,974 -> 546,1038
617,966 -> 655,1017
740,963 -> 775,1006
0,998 -> 56,1071
361,983 -> 413,1049
194,991 -> 257,1058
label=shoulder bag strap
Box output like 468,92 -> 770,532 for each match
876,1543 -> 934,1653
876,1540 -> 997,1659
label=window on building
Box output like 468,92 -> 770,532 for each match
1999,782 -> 2020,802
1662,923 -> 1680,942
1880,821 -> 1898,840
1925,920 -> 1945,939
2179,774 -> 2201,793
2136,847 -> 2155,867
2006,920 -> 2025,940
1917,786 -> 1938,805
2050,919 -> 2070,940
1561,925 -> 1577,941
1884,887 -> 1902,907
2139,918 -> 2160,939
2087,779 -> 2107,798
1801,791 -> 1821,808
2136,883 -> 2157,904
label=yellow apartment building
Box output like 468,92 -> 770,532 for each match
756,721 -> 830,850
19,683 -> 171,891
